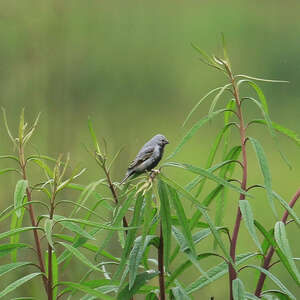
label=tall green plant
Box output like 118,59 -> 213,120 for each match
0,40 -> 300,300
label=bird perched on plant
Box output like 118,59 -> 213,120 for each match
120,134 -> 169,184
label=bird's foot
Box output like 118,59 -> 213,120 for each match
149,169 -> 160,180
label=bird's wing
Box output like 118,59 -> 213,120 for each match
128,145 -> 154,170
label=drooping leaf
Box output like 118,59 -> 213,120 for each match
0,272 -> 41,298
249,137 -> 277,218
117,271 -> 158,300
58,242 -> 102,272
0,244 -> 28,258
128,235 -> 157,290
254,220 -> 300,285
57,281 -> 114,300
14,180 -> 28,218
272,191 -> 300,227
186,252 -> 258,294
246,265 -> 296,300
274,221 -> 300,283
0,262 -> 32,277
232,278 -> 246,300
0,227 -> 42,240
239,200 -> 263,253
167,109 -> 227,159
114,192 -> 144,282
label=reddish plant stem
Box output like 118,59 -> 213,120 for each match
158,221 -> 166,300
47,189 -> 56,300
254,187 -> 300,297
227,71 -> 248,300
20,151 -> 48,292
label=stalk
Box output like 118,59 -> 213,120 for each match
254,188 -> 300,296
158,221 -> 166,300
19,145 -> 48,293
225,64 -> 248,300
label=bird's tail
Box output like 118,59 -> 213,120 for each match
120,173 -> 131,184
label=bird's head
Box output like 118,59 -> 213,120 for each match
153,134 -> 169,146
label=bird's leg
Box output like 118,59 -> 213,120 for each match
149,169 -> 160,181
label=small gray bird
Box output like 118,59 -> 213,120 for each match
121,134 -> 169,184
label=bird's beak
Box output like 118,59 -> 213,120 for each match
165,140 -> 169,144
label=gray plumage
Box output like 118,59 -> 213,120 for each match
121,134 -> 169,184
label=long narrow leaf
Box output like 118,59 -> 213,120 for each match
14,180 -> 28,218
274,221 -> 300,283
168,109 -> 227,159
249,137 -> 277,218
0,273 -> 41,298
246,265 -> 296,300
232,278 -> 246,300
239,200 -> 262,253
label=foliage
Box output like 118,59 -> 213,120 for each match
0,42 -> 300,300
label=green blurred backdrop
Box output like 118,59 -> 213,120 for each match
0,0 -> 300,299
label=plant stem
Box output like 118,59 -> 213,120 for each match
254,187 -> 300,297
158,221 -> 166,300
227,68 -> 248,300
47,189 -> 56,300
19,146 -> 48,293
103,165 -> 129,231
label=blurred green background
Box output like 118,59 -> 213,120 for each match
1,0 -> 300,299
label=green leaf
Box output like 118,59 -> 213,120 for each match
10,195 -> 27,262
274,221 -> 300,283
0,273 -> 41,298
167,109 -> 227,159
261,290 -> 291,300
159,173 -> 233,266
186,252 -> 258,294
0,244 -> 28,258
171,280 -> 191,300
183,87 -> 226,127
249,137 -> 277,218
1,107 -> 17,146
52,215 -> 95,239
245,292 -> 260,300
272,192 -> 300,226
57,281 -> 114,300
189,185 -> 223,230
239,200 -> 263,253
172,226 -> 210,280
44,219 -> 54,249
254,220 -> 300,285
167,163 -> 250,197
95,189 -> 136,260
128,235 -> 157,291
0,227 -> 42,240
117,271 -> 158,300
114,192 -> 144,283
232,278 -> 246,300
58,242 -> 102,272
169,187 -> 195,254
14,180 -> 28,218
246,265 -> 296,300
0,168 -> 19,175
0,262 -> 32,277
249,119 -> 300,147
191,43 -> 217,66
88,118 -> 101,153
208,84 -> 232,116
54,235 -> 119,263
158,180 -> 172,272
